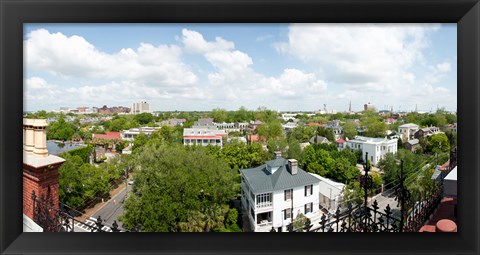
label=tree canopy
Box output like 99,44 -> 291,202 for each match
119,144 -> 239,232
47,115 -> 76,141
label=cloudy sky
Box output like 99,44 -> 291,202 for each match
24,23 -> 457,113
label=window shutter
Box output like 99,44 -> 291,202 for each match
305,186 -> 307,196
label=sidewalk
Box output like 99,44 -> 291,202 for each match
76,181 -> 128,222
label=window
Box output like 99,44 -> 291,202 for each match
305,203 -> 313,214
256,193 -> 272,207
284,208 -> 292,220
284,189 -> 293,200
305,185 -> 313,196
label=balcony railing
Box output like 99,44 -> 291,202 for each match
256,201 -> 273,209
257,220 -> 273,227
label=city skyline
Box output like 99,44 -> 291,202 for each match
24,23 -> 457,113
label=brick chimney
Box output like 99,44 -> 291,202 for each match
288,159 -> 298,175
23,119 -> 65,222
274,151 -> 282,159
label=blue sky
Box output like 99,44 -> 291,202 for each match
24,23 -> 457,113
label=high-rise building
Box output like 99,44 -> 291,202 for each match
131,101 -> 150,114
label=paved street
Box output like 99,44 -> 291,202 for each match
73,217 -> 114,232
90,183 -> 132,230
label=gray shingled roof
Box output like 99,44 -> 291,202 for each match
309,135 -> 330,144
241,157 -> 320,193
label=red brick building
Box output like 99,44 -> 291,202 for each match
23,119 -> 65,231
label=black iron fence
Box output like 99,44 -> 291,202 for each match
31,190 -> 138,232
283,151 -> 450,233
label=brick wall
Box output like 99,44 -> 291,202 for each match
23,163 -> 62,220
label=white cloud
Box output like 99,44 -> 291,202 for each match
181,29 -> 234,54
25,29 -> 198,86
181,30 -> 329,109
256,34 -> 273,42
436,62 -> 451,73
24,25 -> 455,112
274,23 -> 455,111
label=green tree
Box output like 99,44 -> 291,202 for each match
58,154 -> 86,208
292,213 -> 309,232
329,157 -> 361,184
377,153 -> 398,188
47,115 -> 76,141
426,133 -> 450,153
134,112 -> 154,125
342,120 -> 358,140
211,108 -> 228,123
119,144 -> 238,232
341,182 -> 364,208
316,127 -> 335,143
132,133 -> 149,153
257,120 -> 284,141
286,138 -> 303,162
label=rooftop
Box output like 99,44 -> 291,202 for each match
92,131 -> 121,140
241,157 -> 320,193
348,136 -> 396,144
399,123 -> 419,128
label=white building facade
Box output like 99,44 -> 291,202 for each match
182,128 -> 227,147
121,127 -> 159,141
398,123 -> 419,142
131,101 -> 150,114
346,136 -> 398,165
310,174 -> 346,214
240,157 -> 321,232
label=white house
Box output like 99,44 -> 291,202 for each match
310,173 -> 346,215
182,128 -> 227,147
240,157 -> 320,232
398,123 -> 419,142
346,136 -> 398,165
121,127 -> 160,141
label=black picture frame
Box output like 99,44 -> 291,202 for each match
1,0 -> 479,254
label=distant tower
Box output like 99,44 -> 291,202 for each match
415,104 -> 418,112
324,104 -> 327,112
349,100 -> 352,112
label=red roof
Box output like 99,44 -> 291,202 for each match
92,132 -> 121,140
336,138 -> 346,143
249,134 -> 260,142
307,122 -> 324,127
